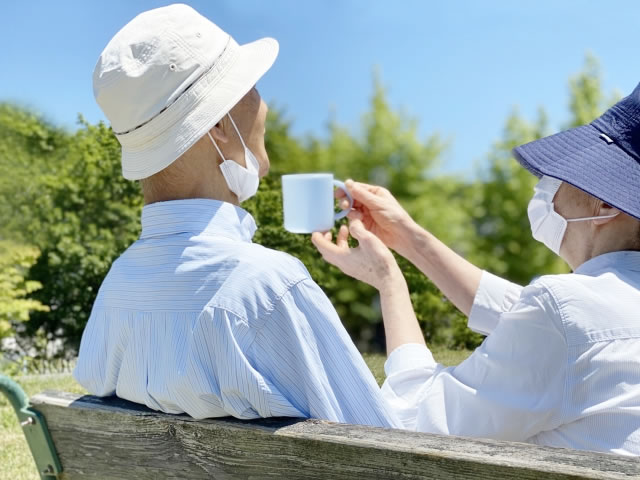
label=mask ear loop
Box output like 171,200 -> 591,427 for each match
566,212 -> 620,222
207,131 -> 227,164
227,114 -> 248,150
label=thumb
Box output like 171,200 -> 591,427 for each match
347,181 -> 384,208
348,218 -> 373,242
311,231 -> 332,251
311,231 -> 340,262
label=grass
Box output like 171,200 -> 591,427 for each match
363,346 -> 472,385
1,347 -> 471,479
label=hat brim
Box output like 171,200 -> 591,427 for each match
120,37 -> 279,180
513,124 -> 640,220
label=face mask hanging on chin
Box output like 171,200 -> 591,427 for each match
527,176 -> 619,255
207,113 -> 260,203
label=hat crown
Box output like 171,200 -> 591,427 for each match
592,82 -> 640,163
93,3 -> 230,133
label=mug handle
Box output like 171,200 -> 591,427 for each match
333,180 -> 354,221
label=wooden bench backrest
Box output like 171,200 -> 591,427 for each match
30,390 -> 640,479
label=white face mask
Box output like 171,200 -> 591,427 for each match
527,176 -> 619,255
207,114 -> 260,203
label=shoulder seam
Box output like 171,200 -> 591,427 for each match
263,276 -> 310,315
207,275 -> 310,322
534,280 -> 569,336
253,276 -> 312,339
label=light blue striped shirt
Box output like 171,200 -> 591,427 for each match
74,198 -> 400,428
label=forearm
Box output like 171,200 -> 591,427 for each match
397,221 -> 482,317
379,269 -> 426,355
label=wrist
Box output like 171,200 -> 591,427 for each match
396,219 -> 428,261
376,263 -> 406,294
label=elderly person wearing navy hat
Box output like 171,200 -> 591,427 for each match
313,84 -> 640,455
74,4 -> 401,429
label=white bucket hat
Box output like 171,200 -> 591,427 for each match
92,3 -> 279,180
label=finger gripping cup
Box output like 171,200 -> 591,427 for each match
333,180 -> 353,221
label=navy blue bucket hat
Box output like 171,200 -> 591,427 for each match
513,81 -> 640,220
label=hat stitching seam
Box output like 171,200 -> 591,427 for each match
119,47 -> 237,155
165,29 -> 205,68
120,53 -> 255,177
123,79 -> 251,174
121,77 -> 258,177
590,112 -> 640,163
113,37 -> 235,138
116,38 -> 235,139
166,29 -> 210,67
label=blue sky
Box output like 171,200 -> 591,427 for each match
2,0 -> 640,175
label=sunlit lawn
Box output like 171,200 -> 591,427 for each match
1,347 -> 471,479
363,346 -> 472,385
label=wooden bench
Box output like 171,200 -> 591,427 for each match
26,390 -> 640,479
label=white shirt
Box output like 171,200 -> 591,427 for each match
74,198 -> 400,428
382,251 -> 640,455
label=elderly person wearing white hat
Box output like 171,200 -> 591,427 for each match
73,4 -> 400,429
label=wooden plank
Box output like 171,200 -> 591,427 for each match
30,390 -> 640,480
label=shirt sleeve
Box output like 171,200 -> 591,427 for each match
468,270 -> 524,335
250,278 -> 402,429
381,281 -> 567,441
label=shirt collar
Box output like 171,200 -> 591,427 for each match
574,250 -> 640,275
140,198 -> 257,242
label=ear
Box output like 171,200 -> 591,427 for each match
209,122 -> 229,144
593,202 -> 620,225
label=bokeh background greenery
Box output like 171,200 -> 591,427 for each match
0,55 -> 618,363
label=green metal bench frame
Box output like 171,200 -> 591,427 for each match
1,374 -> 62,479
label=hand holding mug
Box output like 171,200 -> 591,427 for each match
337,180 -> 417,257
311,218 -> 401,292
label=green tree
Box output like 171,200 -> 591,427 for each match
468,107 -> 565,283
0,242 -> 48,342
1,57 -> 620,355
2,80 -> 463,353
453,55 -> 618,349
566,53 -> 620,128
0,103 -> 69,241
26,118 -> 143,350
0,108 -> 143,351
451,108 -> 563,348
252,76 -> 467,349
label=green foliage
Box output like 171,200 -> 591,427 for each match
0,104 -> 70,240
467,107 -> 567,285
251,76 -> 465,350
313,75 -> 447,195
566,53 -> 621,128
0,107 -> 143,351
0,55 -> 618,354
0,242 -> 48,341
244,175 -> 383,350
451,55 -> 619,349
28,118 -> 142,347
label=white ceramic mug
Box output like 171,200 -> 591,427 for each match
281,173 -> 354,233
